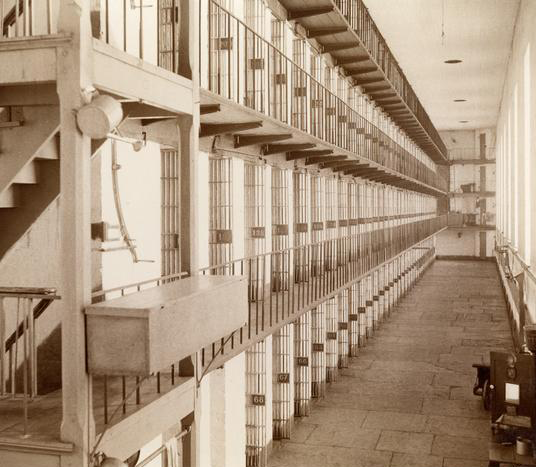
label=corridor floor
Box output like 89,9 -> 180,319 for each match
269,260 -> 512,467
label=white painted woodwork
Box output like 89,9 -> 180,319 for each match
0,45 -> 59,85
12,162 -> 38,184
86,275 -> 248,375
92,39 -> 194,117
0,187 -> 17,208
35,132 -> 60,160
97,378 -> 195,461
0,107 -> 59,194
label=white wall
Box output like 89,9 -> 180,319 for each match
99,140 -> 161,292
495,0 -> 536,321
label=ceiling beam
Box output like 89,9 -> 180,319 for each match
234,133 -> 292,148
307,27 -> 347,38
305,155 -> 347,165
286,149 -> 333,161
200,121 -> 262,138
262,142 -> 315,155
200,104 -> 221,115
288,6 -> 333,20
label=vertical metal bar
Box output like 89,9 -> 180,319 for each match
123,0 -> 127,51
103,375 -> 108,424
122,376 -> 126,414
22,298 -> 29,435
139,0 -> 143,59
12,298 -> 20,397
29,299 -> 36,397
0,298 -> 4,396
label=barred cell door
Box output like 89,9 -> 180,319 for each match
270,17 -> 288,122
161,148 -> 181,276
310,174 -> 324,278
245,0 -> 267,112
271,167 -> 293,439
158,0 -> 180,73
209,157 -> 233,273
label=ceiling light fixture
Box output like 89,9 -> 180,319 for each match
459,120 -> 469,123
445,59 -> 462,64
454,99 -> 467,102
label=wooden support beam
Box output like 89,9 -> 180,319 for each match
288,6 -> 334,20
363,84 -> 391,92
337,57 -> 370,66
286,149 -> 333,161
320,159 -> 360,169
345,166 -> 377,175
234,133 -> 292,148
349,167 -> 378,176
371,92 -> 397,100
305,155 -> 347,165
383,103 -> 406,109
331,163 -> 363,172
368,174 -> 393,182
263,142 -> 315,155
376,99 -> 400,106
322,42 -> 356,53
123,102 -> 177,119
0,121 -> 22,128
307,27 -> 347,38
199,121 -> 262,138
200,104 -> 221,115
141,117 -> 176,126
354,77 -> 385,86
349,66 -> 377,76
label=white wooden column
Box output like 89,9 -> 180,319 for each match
57,1 -> 94,465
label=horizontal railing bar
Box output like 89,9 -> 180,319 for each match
91,271 -> 190,301
205,225 -> 444,368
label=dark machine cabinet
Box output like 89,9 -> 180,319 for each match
490,352 -> 536,429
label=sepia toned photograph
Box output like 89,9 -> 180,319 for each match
0,0 -> 533,466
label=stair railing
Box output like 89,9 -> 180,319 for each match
0,286 -> 60,435
1,0 -> 57,39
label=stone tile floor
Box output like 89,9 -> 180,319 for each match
269,260 -> 512,467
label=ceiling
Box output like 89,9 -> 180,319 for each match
362,0 -> 519,131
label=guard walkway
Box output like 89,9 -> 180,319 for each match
269,260 -> 512,467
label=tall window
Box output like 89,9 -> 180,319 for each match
524,44 -> 531,264
513,85 -> 519,248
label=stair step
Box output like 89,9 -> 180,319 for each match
12,162 -> 38,184
0,187 -> 17,208
35,132 -> 60,160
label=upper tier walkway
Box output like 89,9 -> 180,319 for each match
269,260 -> 512,467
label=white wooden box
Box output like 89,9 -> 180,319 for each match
86,276 -> 248,375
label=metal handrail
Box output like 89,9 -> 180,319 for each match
205,0 -> 448,193
333,0 -> 447,158
199,215 -> 446,369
